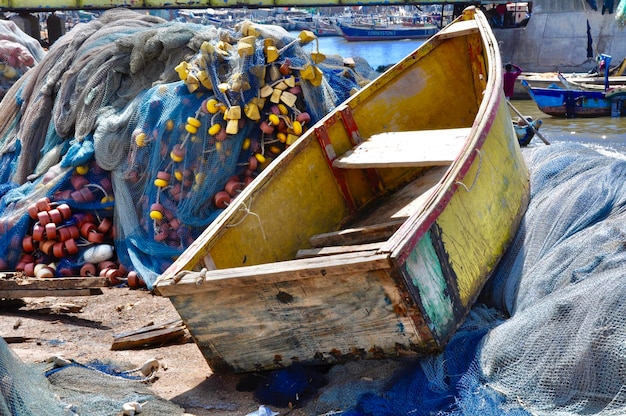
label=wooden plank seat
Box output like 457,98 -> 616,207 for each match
332,127 -> 471,169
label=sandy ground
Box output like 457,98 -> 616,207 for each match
0,286 -> 405,416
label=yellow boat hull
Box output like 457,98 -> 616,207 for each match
155,7 -> 529,374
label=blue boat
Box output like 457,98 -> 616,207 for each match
337,21 -> 438,41
521,79 -> 617,118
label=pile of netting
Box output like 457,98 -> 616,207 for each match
617,0 -> 626,26
0,337 -> 184,415
0,18 -> 44,99
0,9 -> 373,289
333,142 -> 626,416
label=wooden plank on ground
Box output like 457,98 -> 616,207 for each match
0,276 -> 108,298
333,127 -> 470,169
309,219 -> 406,248
111,319 -> 191,350
0,288 -> 103,298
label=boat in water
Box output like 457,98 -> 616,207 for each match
154,7 -> 530,374
522,79 -> 626,118
337,18 -> 438,41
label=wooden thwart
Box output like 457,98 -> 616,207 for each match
296,242 -> 383,259
309,219 -> 406,248
332,127 -> 470,169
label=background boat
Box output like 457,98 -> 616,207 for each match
521,79 -> 623,118
337,21 -> 438,41
155,7 -> 530,374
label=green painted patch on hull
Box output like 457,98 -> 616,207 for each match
404,231 -> 455,341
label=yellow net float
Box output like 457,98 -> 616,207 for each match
268,114 -> 280,126
75,165 -> 89,175
208,123 -> 222,136
187,117 -> 201,128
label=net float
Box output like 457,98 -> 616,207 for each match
292,120 -> 303,136
45,223 -> 58,240
150,203 -> 164,221
70,175 -> 89,190
260,121 -> 274,134
37,210 -> 51,225
57,203 -> 72,220
48,209 -> 63,224
213,191 -> 231,209
64,238 -> 79,255
80,263 -> 97,276
296,112 -> 311,124
40,240 -> 55,256
32,224 -> 45,241
22,236 -> 35,252
27,203 -> 39,219
80,222 -> 97,238
36,197 -> 51,212
83,244 -> 114,264
97,217 -> 113,234
170,144 -> 185,162
52,242 -> 65,258
127,271 -> 141,289
215,128 -> 227,141
75,165 -> 89,175
36,266 -> 55,279
86,230 -> 105,243
225,180 -> 243,197
23,262 -> 35,276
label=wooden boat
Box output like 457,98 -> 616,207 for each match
154,7 -> 530,374
521,79 -> 626,118
337,21 -> 438,41
513,117 -> 542,147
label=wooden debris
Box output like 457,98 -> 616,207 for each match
0,275 -> 107,299
111,319 -> 192,351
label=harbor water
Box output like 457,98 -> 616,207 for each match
306,34 -> 626,154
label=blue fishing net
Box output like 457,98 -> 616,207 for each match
336,142 -> 626,416
0,9 -> 372,289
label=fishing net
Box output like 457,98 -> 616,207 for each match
0,9 -> 372,289
616,0 -> 626,26
0,18 -> 44,99
0,337 -> 184,415
336,142 -> 626,416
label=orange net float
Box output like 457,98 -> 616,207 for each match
40,240 -> 55,256
80,262 -> 97,277
22,235 -> 35,252
52,242 -> 65,258
36,197 -> 51,212
32,224 -> 45,241
87,230 -> 105,243
37,210 -> 51,225
70,175 -> 89,190
80,222 -> 97,238
45,223 -> 57,240
27,203 -> 39,220
48,208 -> 63,224
64,238 -> 79,255
97,217 -> 113,234
213,191 -> 231,209
23,262 -> 35,277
